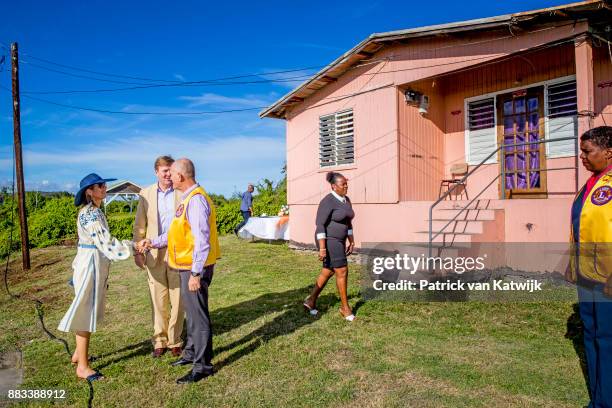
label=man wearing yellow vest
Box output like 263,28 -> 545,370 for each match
140,158 -> 220,384
567,126 -> 612,407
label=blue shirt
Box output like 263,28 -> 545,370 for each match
157,185 -> 175,235
240,191 -> 253,211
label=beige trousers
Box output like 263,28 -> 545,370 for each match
146,261 -> 184,349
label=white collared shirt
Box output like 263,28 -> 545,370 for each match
331,190 -> 346,203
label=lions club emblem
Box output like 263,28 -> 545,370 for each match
175,204 -> 185,217
591,186 -> 612,206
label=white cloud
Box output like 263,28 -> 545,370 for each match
17,133 -> 286,195
174,73 -> 186,81
178,93 -> 271,108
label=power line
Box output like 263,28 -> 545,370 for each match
0,84 -> 267,115
20,51 -> 326,84
22,61 -> 179,85
21,58 -> 322,88
19,73 -> 314,95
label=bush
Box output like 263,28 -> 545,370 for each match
105,200 -> 138,215
215,200 -> 242,234
107,215 -> 135,240
29,196 -> 78,248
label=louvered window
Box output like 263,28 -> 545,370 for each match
466,98 -> 497,164
468,98 -> 495,131
546,80 -> 577,158
319,109 -> 354,167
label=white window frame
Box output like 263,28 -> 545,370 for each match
463,74 -> 577,166
544,75 -> 577,158
464,97 -> 497,165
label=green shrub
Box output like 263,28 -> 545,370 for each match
215,200 -> 242,234
107,216 -> 135,240
28,196 -> 78,248
104,200 -> 139,215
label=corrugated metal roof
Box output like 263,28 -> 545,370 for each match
260,0 -> 605,119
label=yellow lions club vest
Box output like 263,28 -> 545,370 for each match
570,170 -> 612,283
168,185 -> 221,270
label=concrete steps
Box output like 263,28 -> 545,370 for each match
420,199 -> 505,245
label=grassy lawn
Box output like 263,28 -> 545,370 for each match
0,236 -> 589,407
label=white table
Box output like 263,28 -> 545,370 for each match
238,216 -> 290,241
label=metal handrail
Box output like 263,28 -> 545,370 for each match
428,135 -> 578,257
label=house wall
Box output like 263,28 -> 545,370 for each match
285,22 -> 590,247
398,82 -> 445,201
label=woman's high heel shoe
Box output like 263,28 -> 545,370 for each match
339,310 -> 355,322
303,298 -> 318,316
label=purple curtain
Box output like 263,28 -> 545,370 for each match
528,107 -> 540,188
503,96 -> 540,191
503,115 -> 515,190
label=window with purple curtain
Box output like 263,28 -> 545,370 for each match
501,90 -> 543,193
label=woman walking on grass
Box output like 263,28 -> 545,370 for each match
58,173 -> 133,381
303,171 -> 356,321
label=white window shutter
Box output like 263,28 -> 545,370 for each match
547,81 -> 577,158
466,98 -> 497,165
319,109 -> 354,167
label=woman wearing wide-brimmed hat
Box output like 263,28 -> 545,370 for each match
58,173 -> 133,381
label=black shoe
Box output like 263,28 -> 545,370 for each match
170,358 -> 192,367
176,371 -> 212,384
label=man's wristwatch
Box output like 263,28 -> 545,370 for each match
191,271 -> 201,277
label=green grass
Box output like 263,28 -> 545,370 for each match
0,236 -> 589,407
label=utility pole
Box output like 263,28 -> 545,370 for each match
11,42 -> 30,270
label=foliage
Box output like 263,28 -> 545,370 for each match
105,200 -> 139,214
252,177 -> 287,217
215,200 -> 242,234
28,197 -> 78,248
107,215 -> 135,240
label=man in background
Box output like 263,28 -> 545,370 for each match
234,183 -> 254,235
133,156 -> 184,358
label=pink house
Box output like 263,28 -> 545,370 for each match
261,1 -> 612,250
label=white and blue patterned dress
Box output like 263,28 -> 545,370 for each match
58,204 -> 132,333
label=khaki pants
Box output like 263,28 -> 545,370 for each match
146,262 -> 184,349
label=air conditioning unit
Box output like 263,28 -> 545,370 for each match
404,89 -> 422,104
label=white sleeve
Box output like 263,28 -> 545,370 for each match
79,208 -> 132,261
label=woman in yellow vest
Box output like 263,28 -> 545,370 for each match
568,126 -> 612,407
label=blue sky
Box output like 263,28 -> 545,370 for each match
0,0 -> 569,196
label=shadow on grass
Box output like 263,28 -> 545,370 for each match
89,286 -> 363,372
212,286 -> 355,371
93,341 -> 152,370
565,303 -> 589,395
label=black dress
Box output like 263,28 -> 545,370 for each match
314,193 -> 355,268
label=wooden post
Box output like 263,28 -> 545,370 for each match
11,42 -> 30,270
574,34 -> 594,187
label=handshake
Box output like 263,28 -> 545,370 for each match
135,239 -> 153,254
